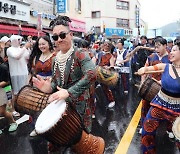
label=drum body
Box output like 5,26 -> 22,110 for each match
35,100 -> 105,154
35,100 -> 82,146
16,85 -> 50,115
96,66 -> 119,86
138,77 -> 161,102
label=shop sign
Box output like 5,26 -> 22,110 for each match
0,0 -> 30,22
56,0 -> 66,13
30,10 -> 56,20
69,18 -> 86,33
105,28 -> 124,37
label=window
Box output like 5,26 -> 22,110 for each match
92,11 -> 101,18
94,26 -> 101,34
116,0 -> 129,10
117,18 -> 129,28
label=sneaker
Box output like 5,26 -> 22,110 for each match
108,101 -> 115,108
8,123 -> 18,132
96,84 -> 101,88
0,129 -> 2,134
12,111 -> 20,117
92,114 -> 96,119
30,129 -> 37,137
124,90 -> 128,94
166,131 -> 175,139
138,128 -> 142,134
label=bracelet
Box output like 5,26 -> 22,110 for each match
153,65 -> 158,71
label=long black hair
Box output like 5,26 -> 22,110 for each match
175,40 -> 180,50
28,35 -> 53,73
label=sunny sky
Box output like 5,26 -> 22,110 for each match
139,0 -> 180,28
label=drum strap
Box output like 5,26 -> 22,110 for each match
172,65 -> 180,85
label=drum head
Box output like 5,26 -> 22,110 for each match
172,116 -> 180,141
35,100 -> 66,134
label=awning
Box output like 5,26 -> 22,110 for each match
0,24 -> 45,36
21,27 -> 45,36
0,24 -> 19,34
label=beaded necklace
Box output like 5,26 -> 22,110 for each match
53,46 -> 74,85
172,63 -> 180,68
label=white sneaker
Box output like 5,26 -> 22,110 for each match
124,91 -> 128,94
30,129 -> 37,137
108,101 -> 115,108
166,131 -> 175,139
92,114 -> 96,119
96,84 -> 101,88
12,111 -> 20,117
138,128 -> 142,134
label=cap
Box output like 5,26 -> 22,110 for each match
167,38 -> 173,43
10,35 -> 22,42
0,36 -> 10,43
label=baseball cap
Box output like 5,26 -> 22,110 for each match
167,38 -> 173,43
0,36 -> 10,43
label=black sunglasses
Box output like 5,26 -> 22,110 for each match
52,31 -> 70,41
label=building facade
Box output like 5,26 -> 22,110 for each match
84,0 -> 145,38
0,0 -> 55,37
0,0 -> 146,38
57,0 -> 145,38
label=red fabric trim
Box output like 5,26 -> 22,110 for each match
150,103 -> 180,115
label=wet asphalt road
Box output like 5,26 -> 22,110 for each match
0,83 -> 179,154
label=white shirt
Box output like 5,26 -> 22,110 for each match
115,48 -> 126,66
7,46 -> 29,76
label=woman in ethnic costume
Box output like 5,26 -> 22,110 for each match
28,36 -> 55,137
137,41 -> 180,153
28,35 -> 55,80
96,40 -> 116,108
140,37 -> 170,132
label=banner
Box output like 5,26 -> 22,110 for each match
56,0 -> 66,13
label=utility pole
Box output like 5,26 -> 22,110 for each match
53,0 -> 56,15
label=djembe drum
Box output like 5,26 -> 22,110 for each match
138,77 -> 161,102
15,85 -> 50,115
96,66 -> 119,86
35,100 -> 105,154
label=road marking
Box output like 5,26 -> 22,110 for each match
115,101 -> 142,154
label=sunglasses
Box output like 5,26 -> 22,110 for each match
52,31 -> 70,41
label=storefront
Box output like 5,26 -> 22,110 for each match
0,0 -> 48,37
69,18 -> 86,38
